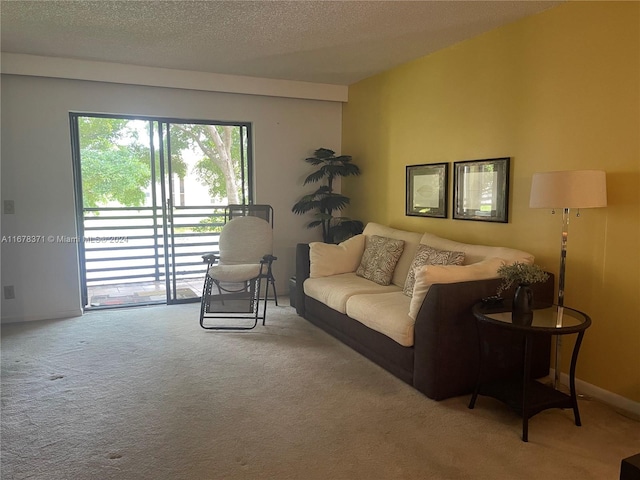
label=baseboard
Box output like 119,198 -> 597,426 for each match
550,368 -> 640,419
1,309 -> 84,324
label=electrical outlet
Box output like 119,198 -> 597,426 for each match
3,200 -> 15,214
3,286 -> 15,300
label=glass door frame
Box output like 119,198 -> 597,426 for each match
70,112 -> 254,308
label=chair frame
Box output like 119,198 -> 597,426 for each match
199,253 -> 276,330
225,204 -> 273,227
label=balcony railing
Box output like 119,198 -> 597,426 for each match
82,206 -> 226,286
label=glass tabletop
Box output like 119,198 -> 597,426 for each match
474,304 -> 591,333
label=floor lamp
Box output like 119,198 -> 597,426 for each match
529,170 -> 607,389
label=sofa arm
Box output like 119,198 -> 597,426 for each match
412,275 -> 554,400
295,243 -> 311,316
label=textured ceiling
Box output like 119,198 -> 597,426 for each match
1,1 -> 561,85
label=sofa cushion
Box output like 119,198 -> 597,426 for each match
403,244 -> 465,296
362,223 -> 423,288
409,257 -> 506,319
419,232 -> 533,265
309,234 -> 365,278
346,292 -> 414,347
304,273 -> 400,314
356,235 -> 405,286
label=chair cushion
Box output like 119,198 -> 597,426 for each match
403,244 -> 465,296
219,216 -> 273,264
208,264 -> 262,283
309,234 -> 365,278
356,235 -> 405,286
346,292 -> 414,347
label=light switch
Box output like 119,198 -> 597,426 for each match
3,200 -> 15,214
3,286 -> 15,299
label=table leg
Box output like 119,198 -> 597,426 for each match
570,330 -> 586,426
521,334 -> 533,442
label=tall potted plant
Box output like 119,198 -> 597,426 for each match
292,148 -> 363,243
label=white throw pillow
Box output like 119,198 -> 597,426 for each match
408,257 -> 506,319
309,234 -> 366,278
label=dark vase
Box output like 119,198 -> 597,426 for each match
512,284 -> 534,325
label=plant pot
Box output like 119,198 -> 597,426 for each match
512,284 -> 534,326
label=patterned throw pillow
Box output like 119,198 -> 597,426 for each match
403,244 -> 465,296
356,235 -> 405,286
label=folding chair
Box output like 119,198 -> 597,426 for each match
199,215 -> 277,330
224,204 -> 278,305
225,204 -> 273,227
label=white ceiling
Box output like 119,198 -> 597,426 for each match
1,1 -> 562,86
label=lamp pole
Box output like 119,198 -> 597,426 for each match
553,207 -> 572,389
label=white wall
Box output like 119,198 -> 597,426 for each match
1,74 -> 342,322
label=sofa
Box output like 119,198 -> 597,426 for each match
295,222 -> 554,400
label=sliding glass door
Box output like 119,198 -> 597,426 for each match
70,114 -> 252,309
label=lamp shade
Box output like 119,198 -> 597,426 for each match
529,170 -> 607,209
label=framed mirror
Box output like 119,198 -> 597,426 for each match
453,157 -> 510,223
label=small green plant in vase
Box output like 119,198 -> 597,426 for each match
497,262 -> 550,295
497,262 -> 550,324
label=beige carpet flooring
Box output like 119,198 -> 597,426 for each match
1,303 -> 638,480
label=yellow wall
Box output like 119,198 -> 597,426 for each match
342,2 -> 639,402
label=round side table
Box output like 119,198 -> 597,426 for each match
469,303 -> 591,442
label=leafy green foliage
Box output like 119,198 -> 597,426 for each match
78,117 -> 242,211
79,118 -> 151,208
193,158 -> 228,200
497,262 -> 550,295
81,146 -> 150,208
292,148 -> 363,243
192,215 -> 226,233
170,124 -> 244,204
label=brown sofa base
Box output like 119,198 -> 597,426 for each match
295,243 -> 552,400
305,296 -> 414,385
303,287 -> 551,400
